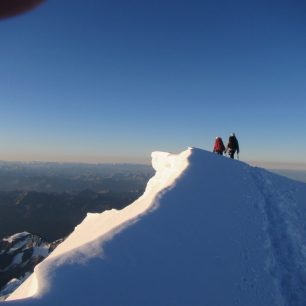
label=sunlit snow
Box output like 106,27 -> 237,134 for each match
4,148 -> 306,306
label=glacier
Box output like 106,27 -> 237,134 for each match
3,147 -> 306,305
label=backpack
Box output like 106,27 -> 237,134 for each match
214,138 -> 225,153
227,136 -> 237,151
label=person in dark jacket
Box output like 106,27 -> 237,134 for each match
213,136 -> 225,155
226,133 -> 239,159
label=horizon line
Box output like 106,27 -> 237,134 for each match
0,157 -> 306,171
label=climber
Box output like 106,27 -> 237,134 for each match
226,133 -> 240,159
213,137 -> 226,155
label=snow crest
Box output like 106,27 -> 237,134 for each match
6,148 -> 191,301
4,148 -> 306,306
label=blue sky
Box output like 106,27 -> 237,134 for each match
1,0 -> 306,167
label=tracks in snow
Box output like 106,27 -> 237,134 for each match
252,169 -> 306,306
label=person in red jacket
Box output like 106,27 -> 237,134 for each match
213,137 -> 225,155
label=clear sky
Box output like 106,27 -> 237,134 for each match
1,0 -> 306,167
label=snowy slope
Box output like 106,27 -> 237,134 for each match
4,148 -> 306,305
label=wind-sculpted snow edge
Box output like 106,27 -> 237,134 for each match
6,148 -> 192,301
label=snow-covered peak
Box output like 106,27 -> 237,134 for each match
5,148 -> 306,305
2,232 -> 30,244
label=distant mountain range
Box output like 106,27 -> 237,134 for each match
0,161 -> 153,241
0,162 -> 153,296
0,161 -> 153,193
0,189 -> 144,242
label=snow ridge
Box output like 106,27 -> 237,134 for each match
3,148 -> 306,306
6,148 -> 191,301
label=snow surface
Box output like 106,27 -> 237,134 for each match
3,233 -> 30,244
0,275 -> 30,302
3,148 -> 306,305
10,254 -> 23,267
31,246 -> 49,259
7,242 -> 28,255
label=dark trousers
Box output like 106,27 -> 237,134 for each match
228,150 -> 237,159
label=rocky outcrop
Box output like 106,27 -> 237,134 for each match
0,232 -> 62,300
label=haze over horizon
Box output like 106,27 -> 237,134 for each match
1,0 -> 305,168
